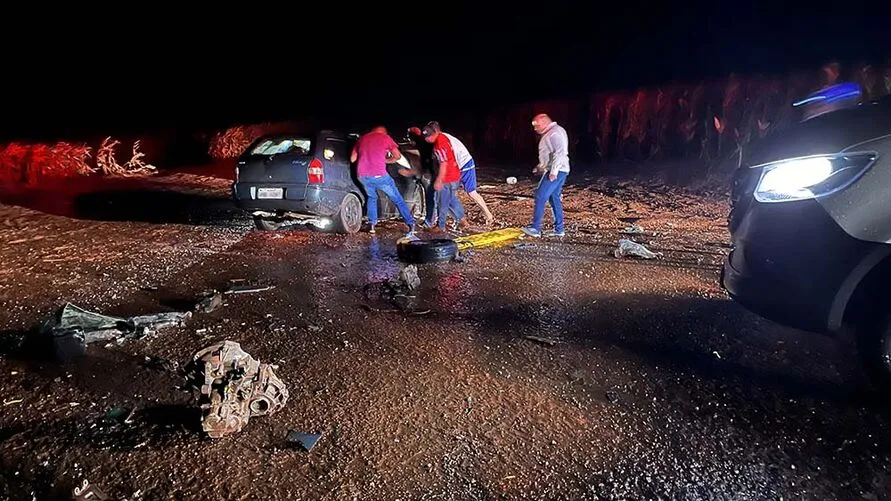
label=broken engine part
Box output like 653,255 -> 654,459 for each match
185,340 -> 288,438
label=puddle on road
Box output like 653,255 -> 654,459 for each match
364,237 -> 401,284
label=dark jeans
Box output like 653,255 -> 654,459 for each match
359,175 -> 415,227
531,171 -> 568,232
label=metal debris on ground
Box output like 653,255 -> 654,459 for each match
195,291 -> 223,313
40,303 -> 191,360
390,264 -> 420,292
185,340 -> 288,439
613,239 -> 662,259
286,430 -> 322,452
225,284 -> 276,294
524,335 -> 559,346
72,479 -> 109,500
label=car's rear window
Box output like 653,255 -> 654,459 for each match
249,138 -> 312,156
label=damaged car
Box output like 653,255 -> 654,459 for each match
232,130 -> 426,233
721,90 -> 891,388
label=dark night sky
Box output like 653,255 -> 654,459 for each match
2,1 -> 889,139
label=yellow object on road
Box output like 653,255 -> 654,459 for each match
454,227 -> 525,251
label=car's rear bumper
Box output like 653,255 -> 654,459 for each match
721,198 -> 874,334
232,182 -> 343,217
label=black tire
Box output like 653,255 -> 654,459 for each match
397,238 -> 458,264
858,314 -> 891,392
334,193 -> 363,234
254,216 -> 283,231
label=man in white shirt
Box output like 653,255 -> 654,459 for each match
522,113 -> 570,238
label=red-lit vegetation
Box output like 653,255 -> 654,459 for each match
475,62 -> 891,169
208,122 -> 298,159
204,64 -> 889,176
0,138 -> 155,185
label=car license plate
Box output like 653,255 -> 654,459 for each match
257,187 -> 283,199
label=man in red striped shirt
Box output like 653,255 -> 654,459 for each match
422,121 -> 466,233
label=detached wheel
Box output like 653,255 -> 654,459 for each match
254,216 -> 283,231
335,193 -> 363,234
858,313 -> 891,392
397,238 -> 458,264
410,183 -> 426,221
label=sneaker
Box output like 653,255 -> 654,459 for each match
450,219 -> 469,233
521,226 -> 542,238
545,230 -> 566,238
368,225 -> 376,234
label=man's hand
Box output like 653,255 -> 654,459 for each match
434,180 -> 444,191
548,172 -> 557,181
533,164 -> 546,175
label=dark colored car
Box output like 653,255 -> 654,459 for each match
721,93 -> 891,387
231,130 -> 425,233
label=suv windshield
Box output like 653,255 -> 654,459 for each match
249,137 -> 312,156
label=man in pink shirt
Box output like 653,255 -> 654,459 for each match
350,126 -> 416,235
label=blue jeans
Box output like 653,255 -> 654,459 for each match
531,171 -> 568,232
359,175 -> 415,227
436,181 -> 465,229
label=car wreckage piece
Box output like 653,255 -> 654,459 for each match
186,340 -> 288,438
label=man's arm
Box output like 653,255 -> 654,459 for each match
536,134 -> 550,173
385,147 -> 402,164
385,136 -> 402,164
432,142 -> 448,189
548,131 -> 568,177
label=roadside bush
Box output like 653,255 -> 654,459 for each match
0,137 -> 155,185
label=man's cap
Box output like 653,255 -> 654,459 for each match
421,121 -> 441,137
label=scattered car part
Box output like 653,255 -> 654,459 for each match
40,304 -> 191,360
185,340 -> 288,439
524,335 -> 558,346
390,264 -> 420,292
195,292 -> 223,313
613,239 -> 661,259
397,239 -> 459,263
72,479 -> 109,501
286,430 -> 322,452
225,284 -> 275,294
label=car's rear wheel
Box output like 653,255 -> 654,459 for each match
335,193 -> 363,234
254,216 -> 283,231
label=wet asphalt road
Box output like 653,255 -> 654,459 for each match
1,172 -> 890,500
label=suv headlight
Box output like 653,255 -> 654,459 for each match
753,152 -> 878,203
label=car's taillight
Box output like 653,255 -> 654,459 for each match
308,159 -> 324,184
